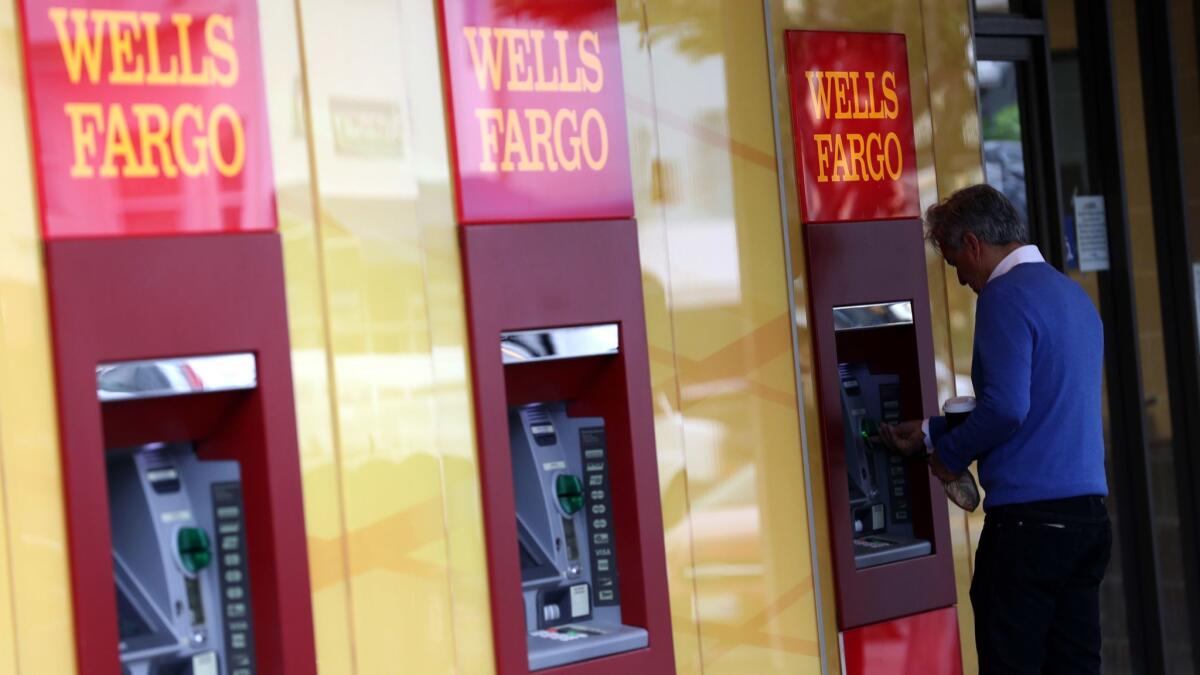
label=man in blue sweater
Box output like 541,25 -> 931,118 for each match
880,185 -> 1111,674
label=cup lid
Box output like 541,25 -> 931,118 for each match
943,396 -> 976,414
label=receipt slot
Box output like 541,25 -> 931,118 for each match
461,220 -> 675,674
43,235 -> 317,675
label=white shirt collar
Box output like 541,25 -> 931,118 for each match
988,244 -> 1045,283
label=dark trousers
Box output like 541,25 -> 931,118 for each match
971,495 -> 1112,675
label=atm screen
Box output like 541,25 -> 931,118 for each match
115,587 -> 153,641
520,542 -> 540,570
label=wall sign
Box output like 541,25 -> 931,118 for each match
438,0 -> 633,224
18,0 -> 275,239
1073,195 -> 1110,272
785,31 -> 920,223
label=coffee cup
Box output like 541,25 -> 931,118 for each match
939,395 -> 981,512
944,395 -> 976,430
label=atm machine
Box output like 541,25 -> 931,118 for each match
109,441 -> 252,675
458,221 -> 676,675
436,0 -> 675,671
510,401 -> 648,670
838,361 -> 931,569
41,237 -> 317,675
784,30 -> 962,674
16,0 -> 318,670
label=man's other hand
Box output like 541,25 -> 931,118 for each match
878,420 -> 926,457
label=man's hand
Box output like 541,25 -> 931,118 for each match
929,453 -> 960,482
878,420 -> 926,457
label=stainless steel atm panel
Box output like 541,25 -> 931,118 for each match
510,403 -> 648,671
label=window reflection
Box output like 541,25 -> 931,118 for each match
978,60 -> 1031,228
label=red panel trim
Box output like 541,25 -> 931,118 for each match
45,233 -> 316,675
843,607 -> 963,675
806,219 -> 958,629
460,219 -> 674,674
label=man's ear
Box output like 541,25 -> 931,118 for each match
961,231 -> 982,258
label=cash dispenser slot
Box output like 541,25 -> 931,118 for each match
833,302 -> 934,569
100,354 -> 259,675
503,325 -> 649,671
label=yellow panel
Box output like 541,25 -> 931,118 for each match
617,4 -> 705,672
293,0 -> 493,671
633,1 -> 823,672
391,0 -> 496,671
261,0 -> 358,672
0,2 -> 76,672
0,463 -> 12,675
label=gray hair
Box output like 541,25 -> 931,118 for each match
924,184 -> 1028,254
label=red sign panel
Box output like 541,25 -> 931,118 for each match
438,0 -> 633,224
785,31 -> 920,223
18,0 -> 275,239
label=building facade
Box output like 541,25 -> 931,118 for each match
0,0 -> 1195,673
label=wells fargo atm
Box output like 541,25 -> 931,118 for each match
18,0 -> 317,672
785,31 -> 962,673
438,0 -> 674,672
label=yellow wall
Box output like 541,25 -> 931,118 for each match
626,0 -> 824,671
0,0 -> 77,671
283,0 -> 495,671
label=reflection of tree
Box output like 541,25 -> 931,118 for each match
984,103 -> 1022,141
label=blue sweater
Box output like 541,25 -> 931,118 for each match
929,263 -> 1108,508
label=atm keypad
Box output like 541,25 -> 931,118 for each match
213,482 -> 256,674
580,427 -> 620,607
